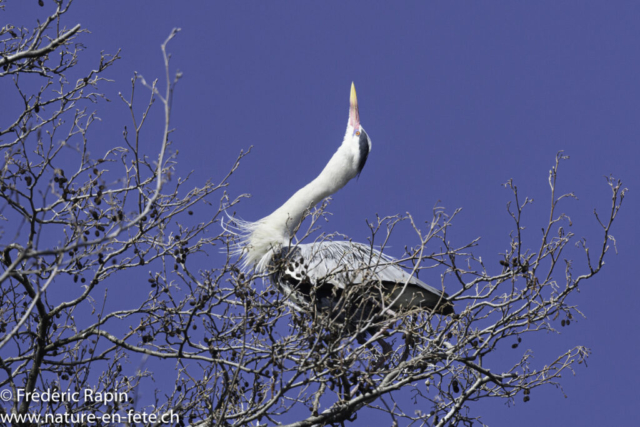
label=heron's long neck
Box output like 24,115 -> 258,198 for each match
270,145 -> 355,239
245,143 -> 356,270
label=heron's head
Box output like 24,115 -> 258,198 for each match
345,82 -> 372,178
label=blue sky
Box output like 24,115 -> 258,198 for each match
2,1 -> 639,425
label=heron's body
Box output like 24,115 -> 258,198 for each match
232,83 -> 453,323
271,241 -> 453,316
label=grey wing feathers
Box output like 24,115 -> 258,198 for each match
281,241 -> 453,314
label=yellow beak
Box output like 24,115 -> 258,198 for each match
349,82 -> 360,128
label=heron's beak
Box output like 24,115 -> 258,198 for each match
349,82 -> 360,129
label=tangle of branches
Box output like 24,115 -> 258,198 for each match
0,2 -> 625,426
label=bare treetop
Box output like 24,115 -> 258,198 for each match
0,2 -> 626,426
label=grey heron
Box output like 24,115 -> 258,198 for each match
230,83 -> 453,330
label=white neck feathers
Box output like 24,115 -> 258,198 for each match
234,127 -> 363,271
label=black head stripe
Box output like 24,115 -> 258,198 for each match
356,129 -> 370,178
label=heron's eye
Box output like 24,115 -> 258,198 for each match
355,131 -> 360,136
